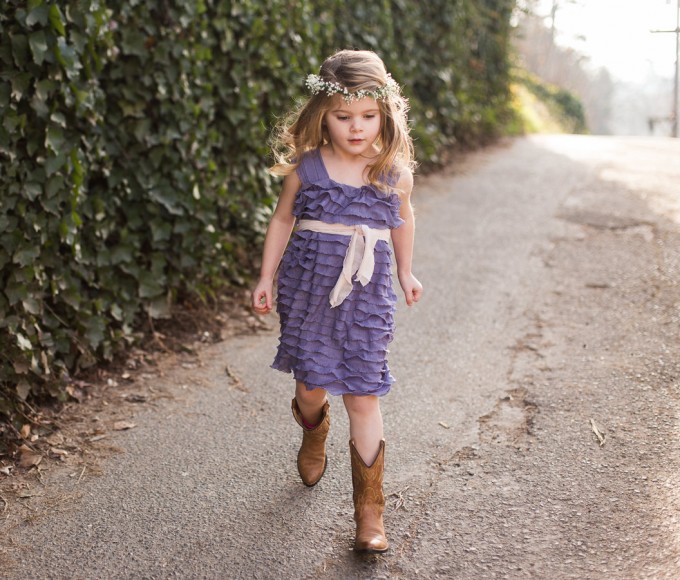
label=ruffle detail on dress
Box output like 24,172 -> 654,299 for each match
273,235 -> 397,396
293,180 -> 404,230
273,149 -> 402,397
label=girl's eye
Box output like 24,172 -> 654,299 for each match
337,116 -> 350,121
364,115 -> 376,119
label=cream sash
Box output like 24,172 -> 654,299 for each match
296,219 -> 391,308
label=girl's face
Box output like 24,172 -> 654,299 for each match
323,96 -> 382,159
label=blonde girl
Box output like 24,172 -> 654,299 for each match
252,49 -> 422,553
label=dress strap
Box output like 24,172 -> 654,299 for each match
295,149 -> 327,185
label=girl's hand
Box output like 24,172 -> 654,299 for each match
252,278 -> 274,314
398,272 -> 423,306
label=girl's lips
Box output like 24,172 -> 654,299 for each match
349,138 -> 364,144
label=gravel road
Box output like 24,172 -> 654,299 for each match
2,135 -> 679,579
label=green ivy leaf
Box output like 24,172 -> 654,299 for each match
49,4 -> 67,36
120,29 -> 147,57
82,315 -> 105,348
24,182 -> 42,201
2,110 -> 22,133
34,79 -> 55,101
11,34 -> 29,68
54,37 -> 81,79
45,174 -> 64,197
28,30 -> 48,65
138,270 -> 164,298
26,4 -> 49,27
13,245 -> 40,266
50,111 -> 67,128
22,297 -> 41,315
45,125 -> 65,153
45,153 -> 67,176
10,73 -> 32,101
0,82 -> 10,108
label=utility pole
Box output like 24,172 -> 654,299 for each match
652,0 -> 680,137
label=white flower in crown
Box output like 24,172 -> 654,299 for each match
305,73 -> 400,103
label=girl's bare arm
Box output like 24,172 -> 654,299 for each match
252,172 -> 300,313
391,169 -> 423,306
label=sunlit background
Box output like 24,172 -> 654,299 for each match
540,0 -> 677,81
516,0 -> 679,136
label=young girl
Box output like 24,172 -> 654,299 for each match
252,49 -> 422,553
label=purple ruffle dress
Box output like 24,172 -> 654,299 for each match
272,148 -> 404,396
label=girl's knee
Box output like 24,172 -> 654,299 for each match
343,394 -> 379,416
295,382 -> 327,404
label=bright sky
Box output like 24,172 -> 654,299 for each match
534,0 -> 678,82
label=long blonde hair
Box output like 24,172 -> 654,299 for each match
270,50 -> 414,192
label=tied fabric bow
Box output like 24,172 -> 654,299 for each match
296,220 -> 391,307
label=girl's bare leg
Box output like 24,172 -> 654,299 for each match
343,394 -> 384,465
295,381 -> 328,425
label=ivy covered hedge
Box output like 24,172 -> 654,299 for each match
0,0 -> 515,419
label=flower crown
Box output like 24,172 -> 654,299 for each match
305,73 -> 400,103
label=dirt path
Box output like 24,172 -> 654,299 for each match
2,135 -> 679,579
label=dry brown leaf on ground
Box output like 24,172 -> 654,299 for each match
49,448 -> 69,458
590,419 -> 606,446
65,384 -> 85,402
112,421 -> 136,431
18,445 -> 42,468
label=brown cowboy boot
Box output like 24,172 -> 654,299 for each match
291,398 -> 330,487
350,439 -> 388,553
